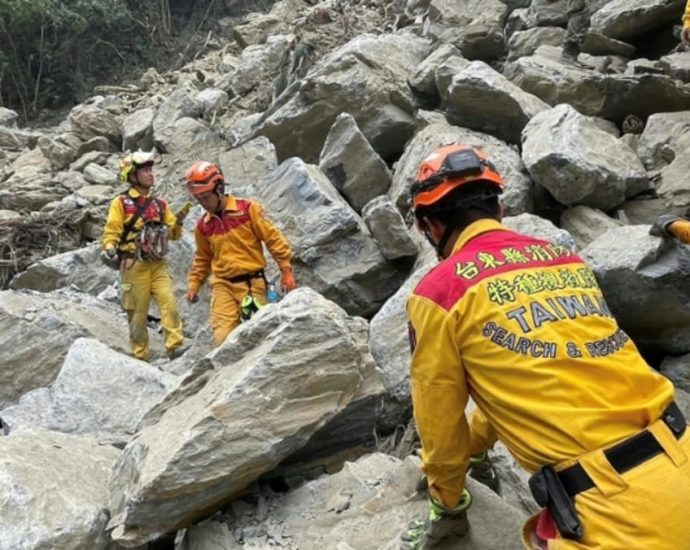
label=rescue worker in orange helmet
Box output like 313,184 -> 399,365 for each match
401,144 -> 690,549
649,213 -> 690,244
184,161 -> 296,346
101,150 -> 189,361
681,0 -> 690,46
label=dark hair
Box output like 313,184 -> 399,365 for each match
414,180 -> 502,231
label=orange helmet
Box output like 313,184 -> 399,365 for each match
185,161 -> 224,196
411,145 -> 504,213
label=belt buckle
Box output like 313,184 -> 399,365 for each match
662,403 -> 686,438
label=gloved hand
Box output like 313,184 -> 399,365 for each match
400,490 -> 472,550
649,214 -> 682,237
176,202 -> 193,225
682,27 -> 690,46
280,266 -> 297,293
469,451 -> 500,493
186,288 -> 199,303
100,246 -> 119,269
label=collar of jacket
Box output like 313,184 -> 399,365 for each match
204,194 -> 239,222
450,218 -> 508,255
126,187 -> 152,200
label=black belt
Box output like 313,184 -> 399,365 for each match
224,270 -> 265,284
559,402 -> 687,497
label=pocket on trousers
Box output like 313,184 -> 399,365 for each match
121,282 -> 135,311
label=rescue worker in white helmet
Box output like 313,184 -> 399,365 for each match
101,150 -> 189,361
401,144 -> 690,549
184,160 -> 296,346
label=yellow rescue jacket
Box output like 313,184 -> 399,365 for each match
187,195 -> 292,293
101,188 -> 182,255
407,219 -> 674,509
684,0 -> 690,28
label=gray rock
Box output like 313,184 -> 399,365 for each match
657,144 -> 690,211
122,107 -> 156,151
232,13 -> 289,47
503,213 -> 577,250
581,31 -> 636,58
0,209 -> 22,223
370,261 -> 435,403
70,150 -> 110,172
319,113 -> 393,212
527,0 -> 568,26
253,158 -> 407,317
659,52 -> 690,82
637,111 -> 690,170
69,102 -> 122,144
361,195 -> 418,260
180,521 -> 237,550
37,135 -> 77,171
0,149 -> 69,211
0,338 -> 176,446
0,125 -> 32,151
0,107 -> 18,127
266,453 -> 526,549
218,136 -> 279,191
76,184 -> 114,204
615,197 -> 669,225
661,353 -> 690,392
108,288 -> 382,546
507,27 -> 567,61
196,88 -> 230,119
443,60 -> 549,144
426,0 -> 506,61
83,162 -> 119,186
505,45 -> 690,122
153,87 -> 204,152
158,117 -> 227,154
505,8 -> 532,39
560,205 -> 623,249
582,225 -> 690,354
77,136 -> 111,157
409,44 -> 463,98
0,288 -> 150,408
255,33 -> 430,162
522,104 -> 648,210
0,429 -> 120,550
389,117 -> 533,218
591,0 -> 685,42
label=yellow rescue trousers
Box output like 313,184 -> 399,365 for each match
120,259 -> 184,360
522,417 -> 690,549
210,276 -> 266,346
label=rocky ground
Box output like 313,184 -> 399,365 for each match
2,0 -> 690,548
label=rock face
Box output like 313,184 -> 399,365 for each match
522,104 -> 648,210
108,289 -> 382,546
591,0 -> 685,42
0,338 -> 177,447
252,158 -> 407,317
503,213 -> 577,250
560,205 -> 623,249
0,289 -> 140,409
443,60 -> 549,144
637,111 -> 690,171
255,33 -> 430,162
0,429 -> 120,550
361,195 -> 418,260
582,225 -> 690,355
660,353 -> 690,392
318,113 -> 392,213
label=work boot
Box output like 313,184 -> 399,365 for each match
469,452 -> 500,494
167,343 -> 190,360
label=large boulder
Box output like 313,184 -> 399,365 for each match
0,288 -> 149,408
505,45 -> 690,122
560,205 -> 623,249
318,113 -> 393,213
122,107 -> 156,151
361,195 -> 418,260
442,59 -> 549,144
254,33 -> 431,162
657,144 -> 690,212
108,288 -> 383,546
591,0 -> 685,42
218,136 -> 279,189
251,158 -> 407,317
211,453 -> 526,549
68,102 -> 122,144
0,149 -> 70,211
152,86 -> 204,152
0,338 -> 177,447
389,116 -> 533,217
522,104 -> 649,210
0,429 -> 120,550
425,0 -> 506,61
661,353 -> 690,392
507,27 -> 567,61
637,111 -> 690,170
409,44 -> 463,99
0,107 -> 18,127
503,213 -> 577,250
582,225 -> 690,355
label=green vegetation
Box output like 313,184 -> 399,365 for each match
0,0 -> 234,121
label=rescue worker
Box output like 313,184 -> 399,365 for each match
401,144 -> 690,549
101,150 -> 187,361
562,0 -> 591,65
650,213 -> 690,244
184,161 -> 297,346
